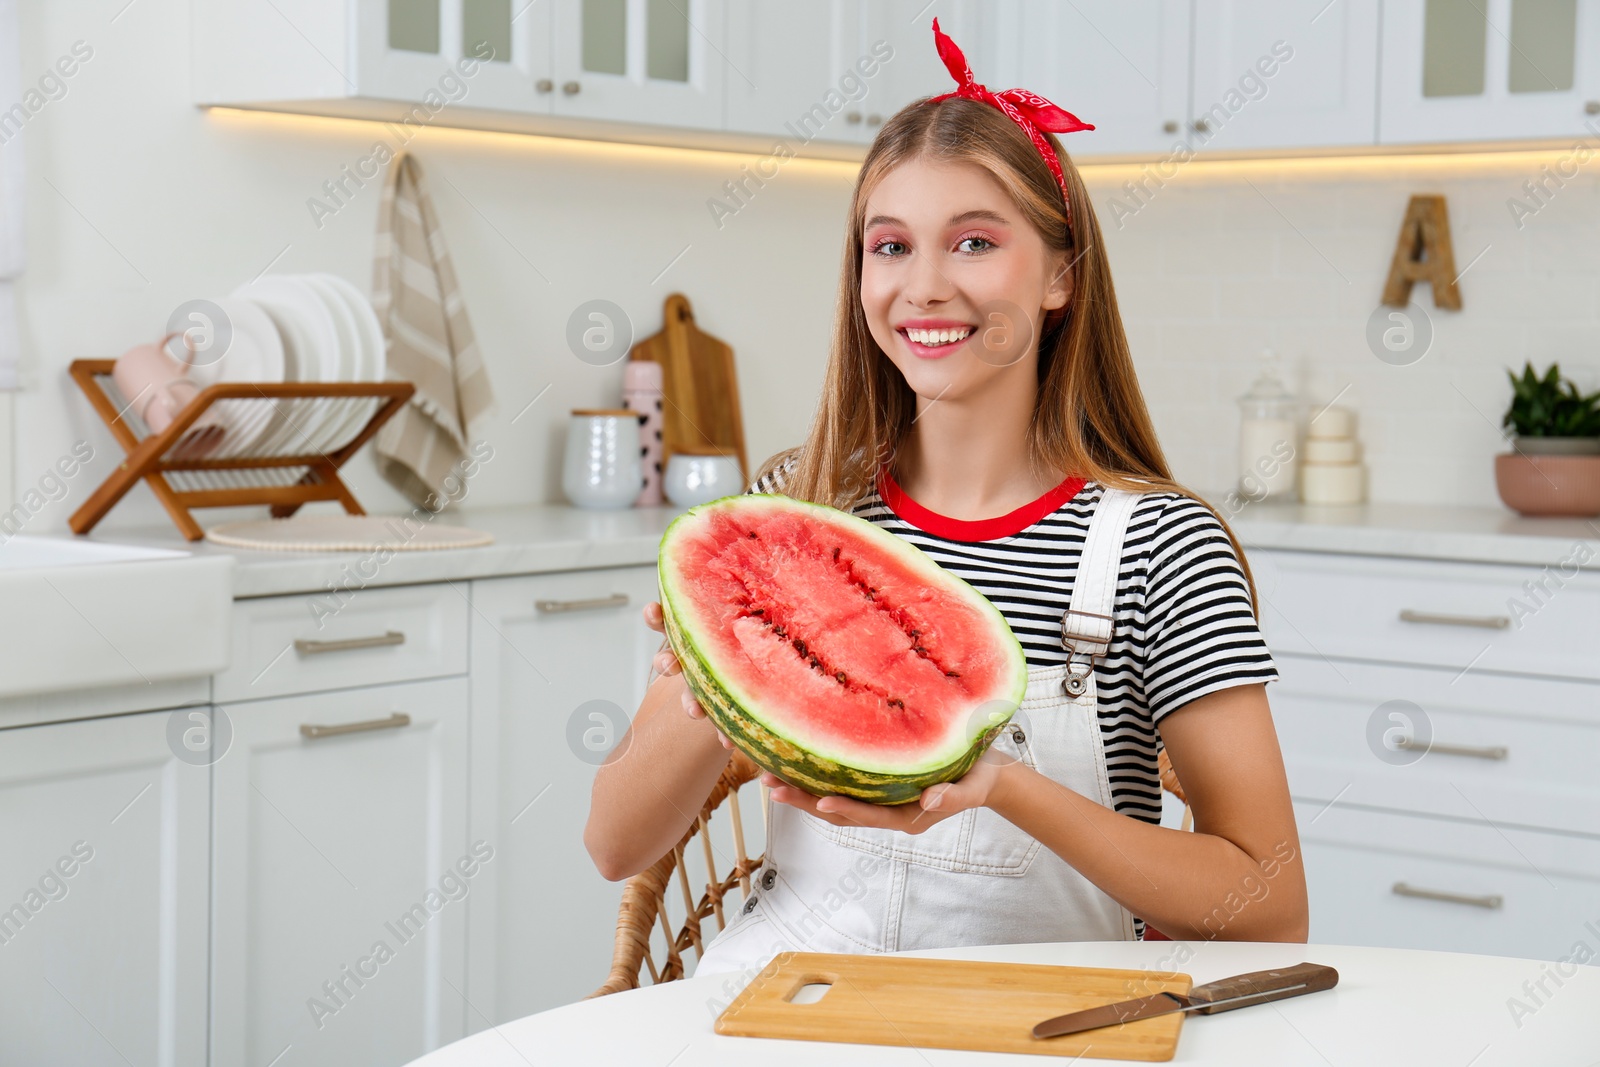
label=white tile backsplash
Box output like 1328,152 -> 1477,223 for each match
1087,154 -> 1600,504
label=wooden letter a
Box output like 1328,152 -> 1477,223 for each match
1382,194 -> 1461,310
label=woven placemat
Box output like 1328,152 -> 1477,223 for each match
204,514 -> 494,552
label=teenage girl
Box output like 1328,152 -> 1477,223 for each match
585,21 -> 1307,975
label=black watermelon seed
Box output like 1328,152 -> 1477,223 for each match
945,670 -> 960,677
832,546 -> 840,560
888,697 -> 904,709
773,625 -> 786,637
747,530 -> 758,538
792,638 -> 807,655
835,670 -> 847,683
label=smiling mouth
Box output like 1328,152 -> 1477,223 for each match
900,326 -> 975,347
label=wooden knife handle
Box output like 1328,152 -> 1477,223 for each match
1187,962 -> 1339,1014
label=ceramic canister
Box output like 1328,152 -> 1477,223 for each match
623,361 -> 664,506
562,409 -> 644,509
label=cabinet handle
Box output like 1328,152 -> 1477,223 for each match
1392,882 -> 1503,910
1163,119 -> 1179,134
536,78 -> 553,93
1586,100 -> 1600,115
300,712 -> 411,740
866,113 -> 881,125
1394,738 -> 1509,761
1398,609 -> 1510,630
294,631 -> 406,655
535,592 -> 629,614
562,80 -> 581,95
1191,118 -> 1210,133
845,110 -> 862,124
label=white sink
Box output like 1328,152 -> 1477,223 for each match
0,535 -> 233,699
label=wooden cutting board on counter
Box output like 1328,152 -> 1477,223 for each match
629,292 -> 749,485
714,951 -> 1192,1061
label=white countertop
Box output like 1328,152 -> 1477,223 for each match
403,940 -> 1600,1066
1215,496 -> 1600,571
79,496 -> 1600,599
85,503 -> 689,598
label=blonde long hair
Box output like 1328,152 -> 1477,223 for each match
755,96 -> 1258,607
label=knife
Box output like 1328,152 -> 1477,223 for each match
1032,962 -> 1339,1039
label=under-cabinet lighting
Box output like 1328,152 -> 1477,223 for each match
203,105 -> 1597,180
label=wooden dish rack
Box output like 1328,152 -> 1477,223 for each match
68,358 -> 415,541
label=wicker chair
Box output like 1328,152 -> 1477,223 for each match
587,750 -> 767,997
587,748 -> 1194,997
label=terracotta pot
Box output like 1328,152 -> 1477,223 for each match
1494,453 -> 1600,517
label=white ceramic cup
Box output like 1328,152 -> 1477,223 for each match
663,450 -> 743,507
562,409 -> 644,509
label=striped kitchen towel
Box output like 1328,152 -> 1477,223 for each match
0,0 -> 24,390
371,150 -> 495,508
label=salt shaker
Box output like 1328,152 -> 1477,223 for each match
1236,350 -> 1299,502
623,360 -> 664,506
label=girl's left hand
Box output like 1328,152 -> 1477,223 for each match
762,755 -> 1012,833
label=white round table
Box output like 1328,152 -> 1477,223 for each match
407,941 -> 1600,1065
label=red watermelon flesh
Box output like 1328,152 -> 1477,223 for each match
658,494 -> 1028,800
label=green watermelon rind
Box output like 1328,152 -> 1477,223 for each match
658,492 -> 1028,806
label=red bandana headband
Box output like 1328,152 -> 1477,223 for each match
925,18 -> 1093,232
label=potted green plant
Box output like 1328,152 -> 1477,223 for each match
1495,361 -> 1600,516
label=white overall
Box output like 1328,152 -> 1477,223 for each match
693,488 -> 1147,978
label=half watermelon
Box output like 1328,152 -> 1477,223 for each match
658,494 -> 1029,805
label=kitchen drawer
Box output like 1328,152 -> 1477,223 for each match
1296,802 -> 1600,962
1273,655 -> 1600,839
1251,549 -> 1600,682
215,582 -> 468,703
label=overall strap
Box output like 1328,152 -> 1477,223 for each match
1061,487 -> 1143,658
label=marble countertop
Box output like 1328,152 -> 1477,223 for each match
81,496 -> 1600,599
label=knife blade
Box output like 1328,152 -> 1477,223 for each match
1032,962 -> 1339,1039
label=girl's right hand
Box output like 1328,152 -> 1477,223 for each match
643,601 -> 733,751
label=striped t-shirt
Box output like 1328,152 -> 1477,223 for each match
747,456 -> 1278,824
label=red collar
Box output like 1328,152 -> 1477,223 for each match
876,465 -> 1086,541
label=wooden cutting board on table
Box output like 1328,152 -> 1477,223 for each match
714,951 -> 1193,1061
629,293 -> 749,485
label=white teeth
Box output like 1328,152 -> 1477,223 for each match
904,327 -> 973,346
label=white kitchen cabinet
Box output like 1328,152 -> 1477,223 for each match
211,677 -> 470,1067
985,0 -> 1191,157
1188,0 -> 1379,150
724,0 -> 976,147
357,0 -> 552,112
1250,548 -> 1600,683
1296,802 -> 1600,962
193,0 -> 548,114
1272,654 -> 1600,838
723,0 -> 871,144
1249,543 -> 1600,963
1380,0 -> 1600,144
0,711 -> 208,1067
551,0 -> 727,129
465,565 -> 663,1026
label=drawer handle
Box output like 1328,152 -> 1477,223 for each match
535,593 -> 629,614
1391,882 -> 1503,910
294,631 -> 406,655
1394,738 -> 1509,761
1398,609 -> 1510,630
300,712 -> 411,740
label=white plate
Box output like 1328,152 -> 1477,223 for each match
175,296 -> 285,459
311,273 -> 387,452
232,276 -> 340,458
301,275 -> 361,454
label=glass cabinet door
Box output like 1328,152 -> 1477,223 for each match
551,0 -> 726,129
1381,0 -> 1600,143
357,0 -> 554,114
